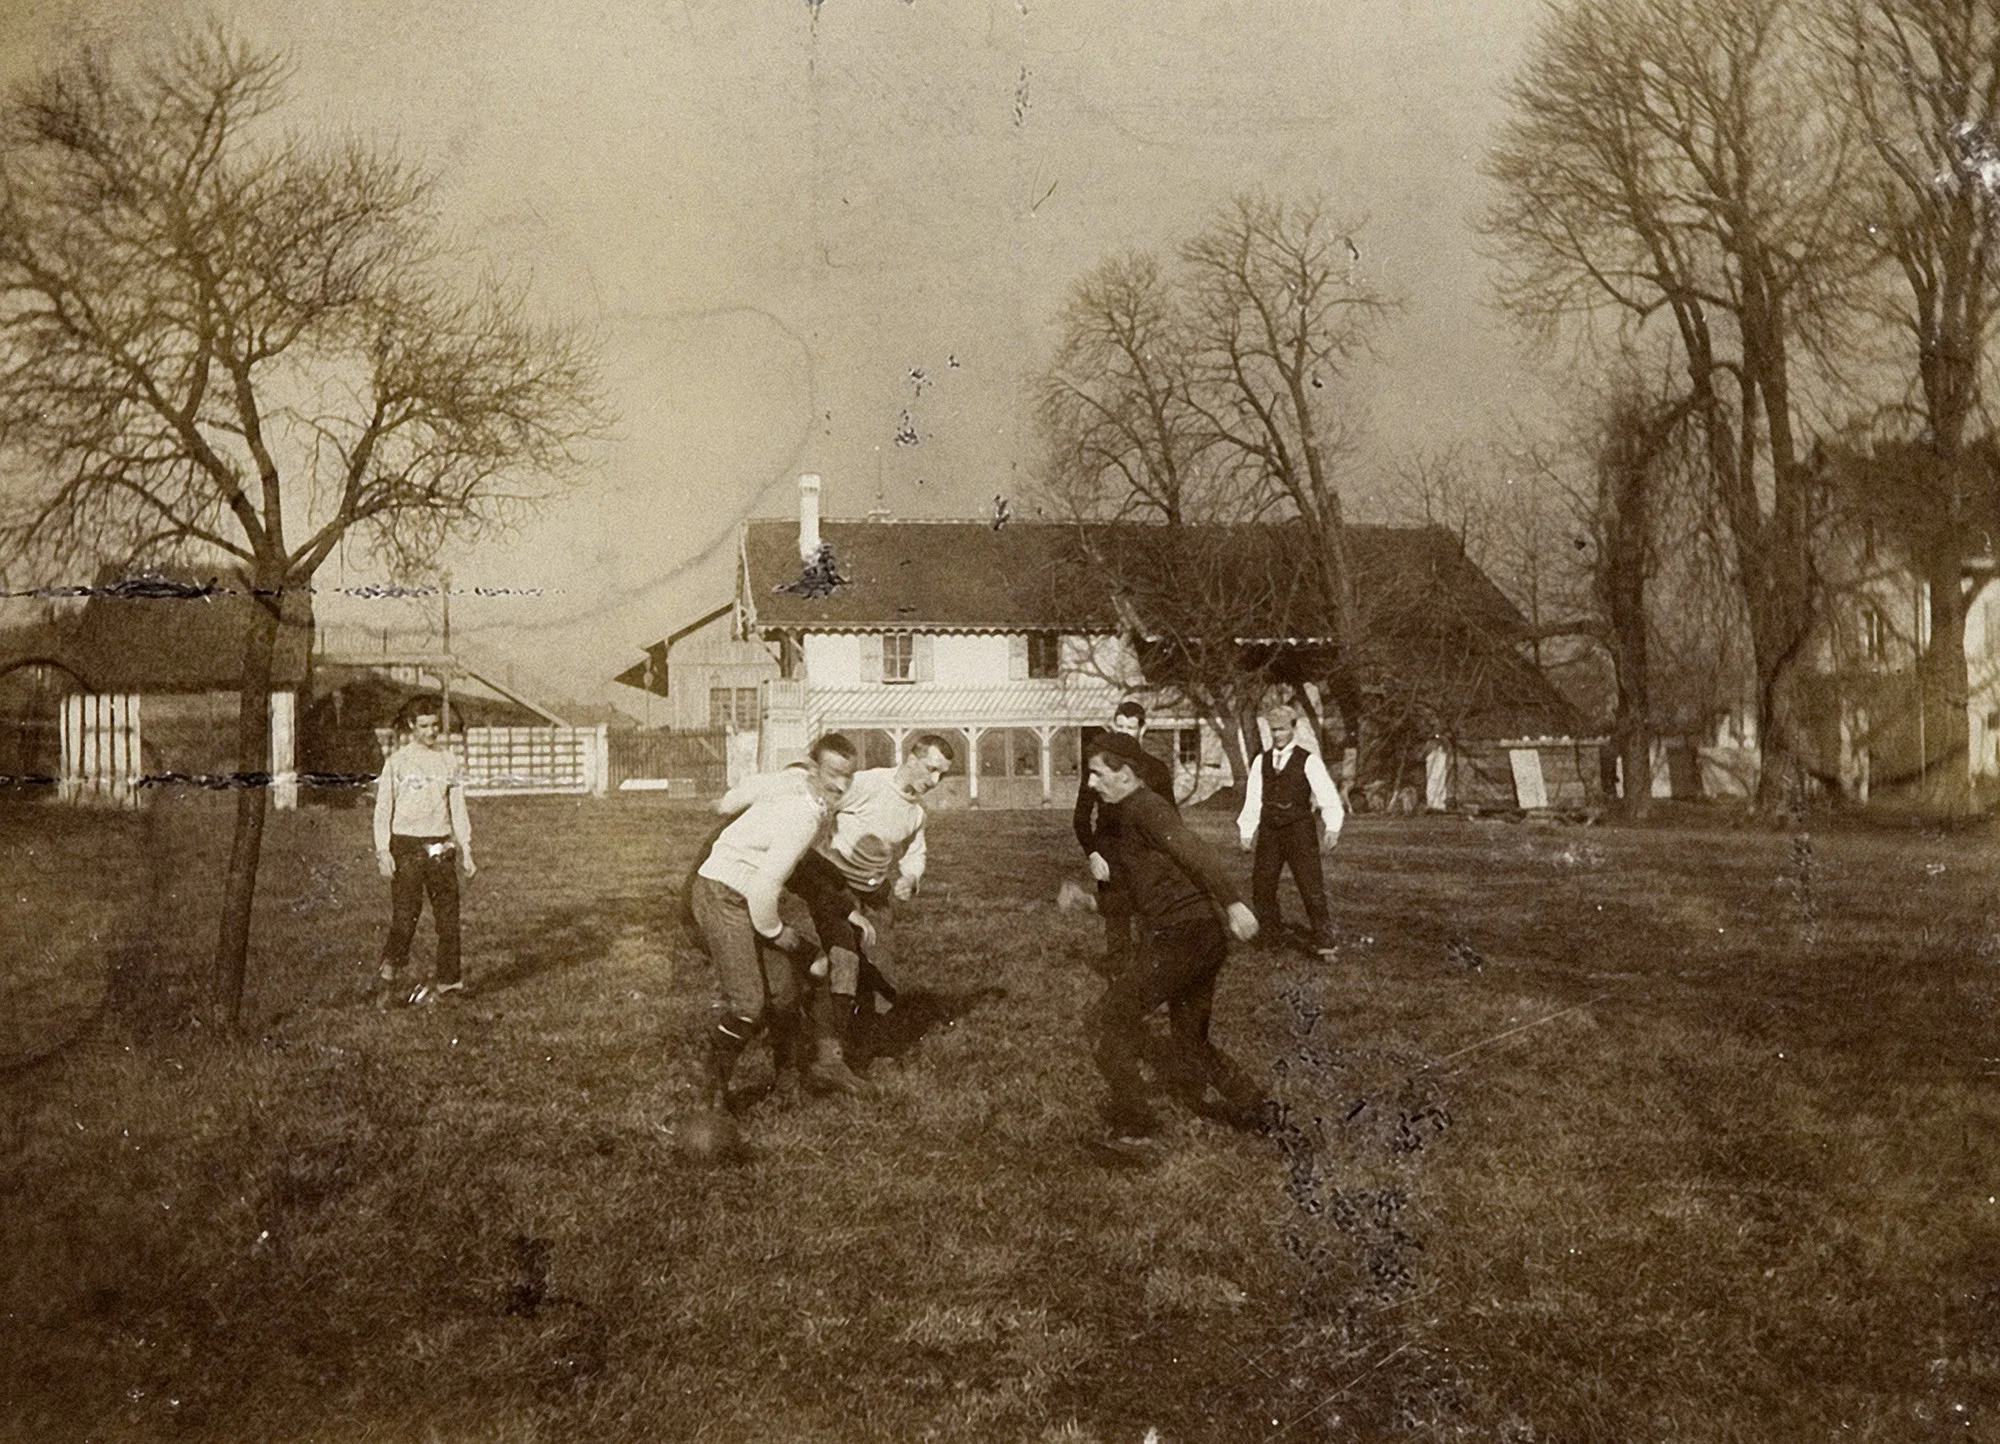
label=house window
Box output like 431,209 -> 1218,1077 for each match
1863,607 -> 1887,664
710,686 -> 760,729
1176,728 -> 1202,770
1027,631 -> 1061,679
882,632 -> 915,684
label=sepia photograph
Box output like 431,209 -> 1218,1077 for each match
2,0 -> 1996,1438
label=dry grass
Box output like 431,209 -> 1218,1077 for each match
4,793 -> 1999,1441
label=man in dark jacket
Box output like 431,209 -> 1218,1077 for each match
1082,731 -> 1270,1146
1072,700 -> 1174,972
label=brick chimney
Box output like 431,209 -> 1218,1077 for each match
798,473 -> 822,561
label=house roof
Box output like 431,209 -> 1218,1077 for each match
705,515 -> 1579,742
738,518 -> 1532,638
0,583 -> 310,693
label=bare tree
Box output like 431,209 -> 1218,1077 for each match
1487,0 -> 1865,808
1832,0 -> 2000,796
1038,252 -> 1260,526
1180,192 -> 1392,728
0,28 -> 608,1027
1578,383 -> 1703,814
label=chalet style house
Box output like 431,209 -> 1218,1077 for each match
623,476 -> 1589,811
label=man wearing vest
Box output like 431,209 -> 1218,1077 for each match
1237,702 -> 1345,954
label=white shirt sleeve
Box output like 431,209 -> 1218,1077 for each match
742,804 -> 822,937
1305,751 -> 1344,837
1237,754 -> 1262,845
900,814 -> 927,883
373,750 -> 397,855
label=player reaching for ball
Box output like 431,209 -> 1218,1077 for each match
1082,731 -> 1275,1154
1073,701 -> 1174,974
804,734 -> 954,1070
687,733 -> 857,1114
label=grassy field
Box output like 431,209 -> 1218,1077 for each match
4,791 -> 2000,1442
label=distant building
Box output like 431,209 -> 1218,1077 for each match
622,476 -> 1592,812
1792,519 -> 2000,801
0,579 -> 310,806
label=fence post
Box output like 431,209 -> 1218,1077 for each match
269,689 -> 297,811
58,693 -> 80,803
590,725 -> 609,796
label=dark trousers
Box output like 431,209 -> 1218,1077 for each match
1251,819 -> 1329,941
1091,914 -> 1259,1126
788,851 -> 901,1011
382,834 -> 461,983
1098,881 -> 1137,969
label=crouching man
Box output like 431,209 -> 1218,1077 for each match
1082,731 -> 1271,1150
687,733 -> 857,1111
809,734 -> 954,1065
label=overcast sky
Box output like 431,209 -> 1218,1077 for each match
6,0 -> 1557,711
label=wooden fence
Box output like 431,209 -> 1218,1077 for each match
60,693 -> 143,806
374,724 -> 609,796
608,727 -> 728,796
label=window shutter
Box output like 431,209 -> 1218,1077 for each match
860,635 -> 882,684
914,633 -> 935,682
1008,633 -> 1028,681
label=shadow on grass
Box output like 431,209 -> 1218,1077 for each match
852,984 -> 1007,1067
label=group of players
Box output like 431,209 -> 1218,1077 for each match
365,687 -> 1347,1153
680,697 -> 1346,1155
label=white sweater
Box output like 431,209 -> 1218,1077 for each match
374,742 -> 472,854
698,767 -> 828,936
828,767 -> 928,888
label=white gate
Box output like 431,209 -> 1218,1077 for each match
60,693 -> 142,806
378,724 -> 610,796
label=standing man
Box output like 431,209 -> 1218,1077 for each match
1082,731 -> 1269,1148
1237,701 -> 1345,955
688,733 -> 857,1110
795,733 -> 956,1077
372,694 -> 476,1009
1073,700 -> 1173,972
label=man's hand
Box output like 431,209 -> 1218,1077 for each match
460,848 -> 477,879
1087,851 -> 1111,883
849,909 -> 878,951
1322,827 -> 1341,851
377,851 -> 395,879
892,873 -> 918,902
1226,902 -> 1259,942
769,923 -> 807,957
1238,831 -> 1255,854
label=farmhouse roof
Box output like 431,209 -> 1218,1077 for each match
0,580 -> 310,693
737,518 -> 1531,637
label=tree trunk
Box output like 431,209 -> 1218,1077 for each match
212,586 -> 281,1030
1212,709 -> 1250,791
1611,613 -> 1652,820
1918,549 -> 1972,809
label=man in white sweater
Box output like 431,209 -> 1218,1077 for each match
690,733 -> 858,1110
1236,702 -> 1344,955
372,696 -> 475,1008
809,734 -> 954,1065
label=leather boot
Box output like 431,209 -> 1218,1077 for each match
804,984 -> 873,1098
